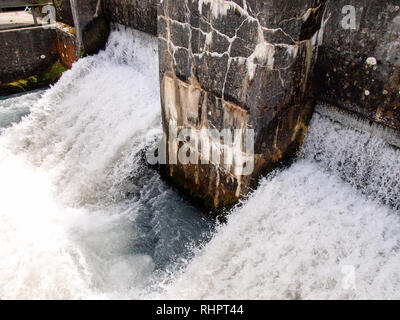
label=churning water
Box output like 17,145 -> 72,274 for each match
0,89 -> 46,129
159,108 -> 400,300
0,27 -> 212,300
1,26 -> 400,300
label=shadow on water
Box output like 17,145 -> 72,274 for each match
125,159 -> 215,271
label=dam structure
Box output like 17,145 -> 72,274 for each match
3,1 -> 399,211
58,0 -> 399,212
0,0 -> 400,300
156,0 -> 400,210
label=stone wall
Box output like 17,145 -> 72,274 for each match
0,27 -> 59,84
69,0 -> 100,44
53,0 -> 75,26
158,0 -> 326,210
3,0 -> 397,212
55,0 -> 109,56
0,24 -> 79,96
51,0 -> 108,56
312,0 -> 400,130
103,0 -> 158,35
55,24 -> 79,68
56,0 -> 157,53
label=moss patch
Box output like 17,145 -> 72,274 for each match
0,76 -> 38,93
69,27 -> 76,36
41,60 -> 68,84
78,47 -> 86,59
0,60 -> 68,96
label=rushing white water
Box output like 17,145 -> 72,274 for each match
0,26 -> 211,300
0,89 -> 45,129
2,25 -> 400,300
159,107 -> 400,300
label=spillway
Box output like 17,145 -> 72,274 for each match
1,26 -> 400,300
0,27 -> 212,300
159,106 -> 400,300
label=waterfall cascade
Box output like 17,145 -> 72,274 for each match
0,26 -> 211,300
157,105 -> 400,300
1,27 -> 400,300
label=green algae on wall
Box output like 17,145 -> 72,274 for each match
0,60 -> 68,96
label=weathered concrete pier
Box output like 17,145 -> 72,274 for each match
155,0 -> 400,211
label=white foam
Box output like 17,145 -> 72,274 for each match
160,159 -> 400,299
0,26 -> 162,299
158,109 -> 400,300
3,26 -> 162,207
303,108 -> 400,210
0,90 -> 45,129
2,23 -> 400,300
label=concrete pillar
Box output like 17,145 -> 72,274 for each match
158,0 -> 324,212
53,0 -> 75,26
69,0 -> 109,55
